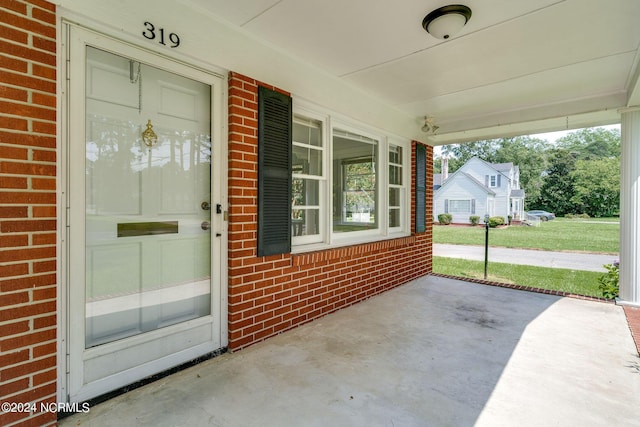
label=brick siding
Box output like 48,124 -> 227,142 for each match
227,72 -> 433,350
0,0 -> 58,426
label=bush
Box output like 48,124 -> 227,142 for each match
598,260 -> 619,299
507,215 -> 512,225
438,213 -> 453,225
565,213 -> 590,219
488,216 -> 505,228
469,215 -> 480,226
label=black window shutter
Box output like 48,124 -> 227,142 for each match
257,86 -> 292,256
415,144 -> 426,233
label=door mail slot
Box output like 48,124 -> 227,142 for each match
117,221 -> 179,237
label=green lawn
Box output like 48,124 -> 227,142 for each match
433,256 -> 603,297
433,217 -> 619,254
432,217 -> 618,298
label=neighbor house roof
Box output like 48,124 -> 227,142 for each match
435,170 -> 496,196
490,162 -> 514,172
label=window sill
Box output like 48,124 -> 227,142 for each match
291,231 -> 412,255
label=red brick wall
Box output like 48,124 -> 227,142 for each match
227,72 -> 433,350
0,0 -> 58,426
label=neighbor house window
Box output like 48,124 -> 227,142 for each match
292,115 -> 325,244
490,175 -> 497,187
449,199 -> 471,213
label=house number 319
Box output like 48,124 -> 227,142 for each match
142,22 -> 180,48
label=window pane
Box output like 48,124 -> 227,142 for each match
389,145 -> 402,164
293,145 -> 322,176
389,208 -> 401,228
292,209 -> 320,237
292,178 -> 319,206
389,187 -> 400,207
333,130 -> 378,233
389,165 -> 402,185
293,118 -> 322,147
449,200 -> 471,213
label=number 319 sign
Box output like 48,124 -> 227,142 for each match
142,22 -> 180,48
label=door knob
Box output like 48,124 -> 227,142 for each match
201,221 -> 210,230
201,202 -> 211,210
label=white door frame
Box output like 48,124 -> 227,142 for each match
58,23 -> 228,403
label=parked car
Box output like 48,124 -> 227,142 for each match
527,210 -> 556,221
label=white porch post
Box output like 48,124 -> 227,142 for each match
619,108 -> 640,305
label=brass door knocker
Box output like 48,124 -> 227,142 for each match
141,119 -> 158,148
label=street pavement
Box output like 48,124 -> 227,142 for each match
433,243 -> 617,272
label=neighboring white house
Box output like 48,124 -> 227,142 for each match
433,157 -> 525,224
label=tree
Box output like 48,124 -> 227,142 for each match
570,158 -> 620,217
556,128 -> 620,160
440,139 -> 498,172
491,137 -> 549,205
531,149 -> 578,215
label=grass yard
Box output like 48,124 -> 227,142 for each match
433,217 -> 619,254
433,256 -> 603,297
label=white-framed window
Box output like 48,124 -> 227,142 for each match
449,199 -> 472,213
291,100 -> 410,251
292,114 -> 326,245
388,142 -> 405,231
490,175 -> 497,187
332,128 -> 379,233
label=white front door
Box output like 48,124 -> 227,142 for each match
66,26 -> 226,402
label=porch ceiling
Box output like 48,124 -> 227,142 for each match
188,0 -> 640,144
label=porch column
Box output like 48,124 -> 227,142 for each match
619,108 -> 640,305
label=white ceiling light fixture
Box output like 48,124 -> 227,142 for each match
422,116 -> 439,134
422,4 -> 472,40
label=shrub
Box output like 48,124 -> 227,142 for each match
488,216 -> 505,228
438,213 -> 453,225
598,260 -> 619,299
507,215 -> 512,225
565,213 -> 590,219
469,215 -> 480,226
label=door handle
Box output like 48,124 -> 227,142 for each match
201,202 -> 211,210
201,221 -> 210,231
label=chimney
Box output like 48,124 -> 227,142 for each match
441,157 -> 449,182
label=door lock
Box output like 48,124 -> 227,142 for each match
216,204 -> 222,214
201,221 -> 210,230
201,202 -> 211,211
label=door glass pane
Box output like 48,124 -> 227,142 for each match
85,47 -> 212,348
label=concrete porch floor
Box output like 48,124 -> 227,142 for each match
60,276 -> 640,427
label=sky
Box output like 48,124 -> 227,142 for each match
529,124 -> 620,144
434,124 -> 621,155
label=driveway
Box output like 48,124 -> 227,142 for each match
434,243 -> 616,272
60,275 -> 640,427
